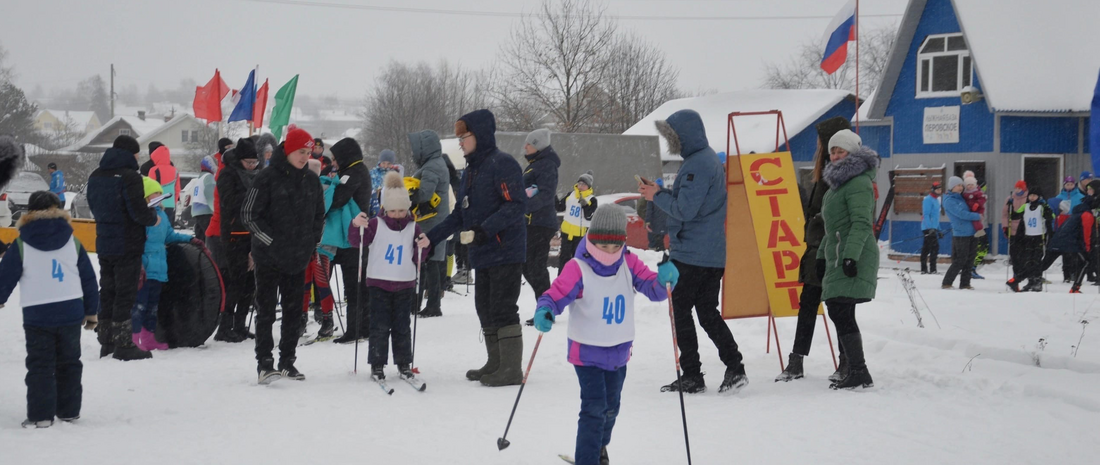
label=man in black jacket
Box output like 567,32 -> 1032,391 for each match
213,138 -> 260,343
86,135 -> 160,361
329,137 -> 374,343
242,128 -> 326,383
520,128 -> 560,326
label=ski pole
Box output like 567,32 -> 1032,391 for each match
354,225 -> 365,373
497,331 -> 544,451
411,240 -> 424,374
666,282 -> 693,465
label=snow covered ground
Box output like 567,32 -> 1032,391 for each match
1,249 -> 1098,464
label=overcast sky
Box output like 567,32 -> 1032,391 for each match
1,0 -> 907,102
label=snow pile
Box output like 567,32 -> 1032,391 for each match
623,89 -> 852,160
0,251 -> 1097,463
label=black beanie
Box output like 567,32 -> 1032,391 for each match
314,138 -> 325,148
218,138 -> 234,154
148,141 -> 164,154
113,135 -> 140,154
815,116 -> 853,146
27,191 -> 63,212
235,138 -> 258,160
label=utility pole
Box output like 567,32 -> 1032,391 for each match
110,64 -> 116,119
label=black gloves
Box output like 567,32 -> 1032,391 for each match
816,259 -> 826,280
843,258 -> 858,278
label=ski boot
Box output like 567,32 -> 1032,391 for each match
1022,279 -> 1043,292
317,313 -> 335,339
970,268 -> 985,279
774,353 -> 804,382
1006,278 -> 1021,292
398,364 -> 415,378
371,364 -> 386,380
660,373 -> 706,394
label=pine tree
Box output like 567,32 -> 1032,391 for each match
0,81 -> 41,144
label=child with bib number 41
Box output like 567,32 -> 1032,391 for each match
532,204 -> 678,465
351,171 -> 429,381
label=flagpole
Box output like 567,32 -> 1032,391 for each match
855,0 -> 860,133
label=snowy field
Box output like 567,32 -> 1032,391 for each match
1,249 -> 1099,464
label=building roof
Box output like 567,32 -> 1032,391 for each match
871,0 -> 1100,116
63,115 -> 176,152
623,89 -> 854,160
953,0 -> 1100,113
40,110 -> 99,128
136,114 -> 199,146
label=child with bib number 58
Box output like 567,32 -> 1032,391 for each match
351,171 -> 429,381
532,204 -> 678,465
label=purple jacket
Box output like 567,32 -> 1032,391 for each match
537,237 -> 667,371
350,215 -> 428,292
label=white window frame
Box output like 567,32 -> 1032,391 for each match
916,33 -> 973,99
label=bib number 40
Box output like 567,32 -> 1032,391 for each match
601,295 -> 626,325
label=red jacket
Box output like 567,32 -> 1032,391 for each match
205,152 -> 226,238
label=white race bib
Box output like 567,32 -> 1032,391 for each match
366,220 -> 417,282
1023,206 -> 1045,236
562,195 -> 593,230
567,259 -> 635,347
20,237 -> 83,307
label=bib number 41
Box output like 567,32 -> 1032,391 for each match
384,244 -> 404,265
601,295 -> 626,325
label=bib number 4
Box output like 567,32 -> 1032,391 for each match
51,259 -> 64,282
601,295 -> 626,325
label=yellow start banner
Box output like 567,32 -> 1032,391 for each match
738,152 -> 809,318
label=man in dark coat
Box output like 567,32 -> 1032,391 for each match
427,109 -> 527,387
213,138 -> 260,343
520,128 -> 560,325
329,137 -> 374,344
242,128 -> 326,383
85,135 -> 160,361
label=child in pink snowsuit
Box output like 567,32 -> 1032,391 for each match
962,176 -> 987,237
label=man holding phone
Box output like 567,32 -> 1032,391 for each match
639,109 -> 747,395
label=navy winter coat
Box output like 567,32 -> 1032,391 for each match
652,110 -> 727,268
1048,202 -> 1095,253
523,146 -> 561,229
86,147 -> 159,256
426,110 -> 527,270
0,210 -> 99,327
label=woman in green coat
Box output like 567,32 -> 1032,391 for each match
816,129 -> 879,390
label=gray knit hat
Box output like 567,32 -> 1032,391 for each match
587,204 -> 628,246
380,149 -> 397,164
828,129 -> 862,155
947,176 -> 965,191
525,128 -> 551,151
577,170 -> 594,188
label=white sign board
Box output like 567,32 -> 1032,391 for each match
923,106 -> 960,144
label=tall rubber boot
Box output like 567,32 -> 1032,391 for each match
96,316 -> 114,358
112,320 -> 152,361
480,324 -> 523,387
831,333 -> 873,390
466,327 -> 499,381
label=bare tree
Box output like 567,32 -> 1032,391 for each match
0,41 -> 14,84
497,0 -> 616,133
77,75 -> 111,122
41,115 -> 85,150
597,32 -> 683,133
762,23 -> 898,99
359,60 -> 488,166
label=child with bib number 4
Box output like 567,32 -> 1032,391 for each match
351,171 -> 429,381
532,204 -> 677,465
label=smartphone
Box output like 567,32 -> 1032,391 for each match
635,175 -> 651,185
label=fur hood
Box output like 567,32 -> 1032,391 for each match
15,208 -> 74,252
654,109 -> 709,157
822,146 -> 879,189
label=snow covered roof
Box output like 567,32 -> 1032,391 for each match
137,114 -> 200,145
63,115 -> 177,152
953,0 -> 1100,113
624,89 -> 853,160
40,110 -> 99,128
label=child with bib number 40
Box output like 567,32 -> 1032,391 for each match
532,204 -> 678,465
351,171 -> 429,381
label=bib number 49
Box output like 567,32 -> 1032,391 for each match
601,295 -> 626,325
51,259 -> 64,282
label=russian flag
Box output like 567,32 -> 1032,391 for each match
820,0 -> 857,75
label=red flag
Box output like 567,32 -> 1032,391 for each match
253,79 -> 269,128
192,69 -> 230,124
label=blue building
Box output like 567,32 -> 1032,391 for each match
864,0 -> 1098,255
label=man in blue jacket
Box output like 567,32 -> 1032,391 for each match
85,135 -> 160,361
47,163 -> 65,203
921,181 -> 942,274
520,128 -> 559,326
639,109 -> 746,395
941,176 -> 983,289
427,109 -> 527,387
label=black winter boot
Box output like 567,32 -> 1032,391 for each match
600,446 -> 609,465
112,321 -> 152,361
233,309 -> 255,340
1022,278 -> 1043,292
660,373 -> 706,394
96,317 -> 114,358
279,357 -> 305,381
480,324 -> 523,386
258,358 -> 281,385
718,364 -> 749,394
317,313 -> 335,339
371,364 -> 385,380
466,328 -> 500,381
775,353 -> 804,382
829,349 -> 849,383
831,333 -> 873,390
214,313 -> 245,343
